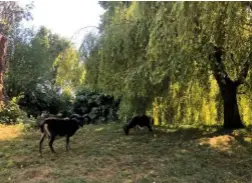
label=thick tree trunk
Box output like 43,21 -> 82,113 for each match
0,34 -> 7,109
219,82 -> 244,129
210,46 -> 246,129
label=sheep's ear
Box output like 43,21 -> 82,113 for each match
78,117 -> 85,127
78,121 -> 85,127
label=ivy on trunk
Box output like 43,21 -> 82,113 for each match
0,34 -> 7,109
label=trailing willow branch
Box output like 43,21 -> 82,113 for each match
72,19 -> 146,40
234,58 -> 250,86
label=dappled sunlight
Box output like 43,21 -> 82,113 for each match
0,124 -> 25,141
149,75 -> 252,127
243,136 -> 252,143
199,135 -> 236,152
239,96 -> 252,126
150,76 -> 222,126
94,127 -> 104,132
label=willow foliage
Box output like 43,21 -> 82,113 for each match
83,2 -> 252,126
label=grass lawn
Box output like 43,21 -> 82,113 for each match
1,123 -> 252,183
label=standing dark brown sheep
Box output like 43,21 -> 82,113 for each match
39,114 -> 85,155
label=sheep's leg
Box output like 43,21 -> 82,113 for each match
66,136 -> 70,152
134,126 -> 138,133
134,125 -> 142,135
49,135 -> 56,153
39,133 -> 45,155
147,125 -> 154,137
135,125 -> 141,131
147,125 -> 153,131
123,125 -> 130,135
44,123 -> 51,138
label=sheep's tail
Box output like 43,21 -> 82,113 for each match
39,121 -> 45,133
38,118 -> 48,133
39,120 -> 51,137
149,116 -> 154,126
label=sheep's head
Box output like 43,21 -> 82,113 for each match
83,114 -> 91,124
77,116 -> 85,127
123,125 -> 129,135
70,114 -> 85,127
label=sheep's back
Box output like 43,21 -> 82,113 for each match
130,115 -> 152,127
44,118 -> 79,137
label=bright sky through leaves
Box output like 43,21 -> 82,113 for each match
19,0 -> 104,48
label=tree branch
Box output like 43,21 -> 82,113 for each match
234,57 -> 250,87
210,46 -> 232,86
243,1 -> 252,11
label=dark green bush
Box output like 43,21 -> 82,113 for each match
18,88 -> 71,118
73,88 -> 120,123
15,86 -> 120,124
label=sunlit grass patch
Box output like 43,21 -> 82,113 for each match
0,123 -> 25,141
199,135 -> 236,152
94,127 -> 104,132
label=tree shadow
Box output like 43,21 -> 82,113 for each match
111,124 -> 252,182
152,124 -> 252,155
153,125 -> 221,141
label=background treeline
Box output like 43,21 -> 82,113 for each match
1,2 -> 252,128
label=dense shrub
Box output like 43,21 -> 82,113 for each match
18,88 -> 71,118
15,86 -> 120,124
59,89 -> 75,117
73,88 -> 120,123
0,97 -> 27,124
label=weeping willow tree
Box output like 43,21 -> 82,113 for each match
148,2 -> 252,128
82,1 -> 252,128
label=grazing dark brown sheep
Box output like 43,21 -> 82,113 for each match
39,114 -> 85,155
123,115 -> 154,135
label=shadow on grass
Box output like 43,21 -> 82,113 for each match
153,124 -> 251,140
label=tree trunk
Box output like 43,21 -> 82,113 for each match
0,34 -> 8,109
210,46 -> 246,129
219,81 -> 244,129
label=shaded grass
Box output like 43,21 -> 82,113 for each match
1,123 -> 252,182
